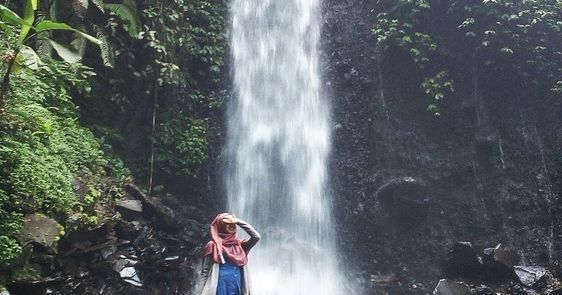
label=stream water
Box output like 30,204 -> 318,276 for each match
225,0 -> 347,294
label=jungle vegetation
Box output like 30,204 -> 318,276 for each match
0,0 -> 227,275
0,0 -> 560,286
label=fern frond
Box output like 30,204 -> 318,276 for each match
90,0 -> 105,12
93,25 -> 115,68
105,3 -> 141,38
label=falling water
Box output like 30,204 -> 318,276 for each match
226,0 -> 346,294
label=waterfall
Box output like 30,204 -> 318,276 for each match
226,0 -> 346,294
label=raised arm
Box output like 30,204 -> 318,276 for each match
237,219 -> 261,252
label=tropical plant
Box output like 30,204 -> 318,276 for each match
0,0 -> 101,101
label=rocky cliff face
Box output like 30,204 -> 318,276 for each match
322,0 -> 562,293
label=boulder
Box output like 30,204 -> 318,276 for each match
481,244 -> 519,281
433,279 -> 472,295
493,246 -> 520,268
18,214 -> 63,252
116,200 -> 143,221
125,183 -> 179,230
514,266 -> 547,287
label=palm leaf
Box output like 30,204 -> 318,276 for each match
35,20 -> 102,45
0,5 -> 24,26
105,3 -> 141,38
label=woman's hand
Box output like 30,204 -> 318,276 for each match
222,215 -> 240,224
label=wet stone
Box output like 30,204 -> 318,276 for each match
514,266 -> 547,287
482,244 -> 519,281
116,200 -> 143,221
119,267 -> 142,287
433,279 -> 472,295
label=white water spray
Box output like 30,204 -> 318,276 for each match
226,0 -> 346,294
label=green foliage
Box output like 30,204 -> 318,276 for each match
421,71 -> 454,116
0,236 -> 22,266
75,0 -> 228,186
0,0 -> 101,65
141,0 -> 227,86
155,118 -> 209,177
371,0 -> 562,113
0,30 -> 128,268
105,2 -> 141,38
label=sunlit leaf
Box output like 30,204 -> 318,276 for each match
35,20 -> 102,45
0,5 -> 24,26
48,38 -> 82,63
19,0 -> 38,45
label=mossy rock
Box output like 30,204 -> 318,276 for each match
18,214 -> 63,253
9,264 -> 41,283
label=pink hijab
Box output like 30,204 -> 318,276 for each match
203,213 -> 248,266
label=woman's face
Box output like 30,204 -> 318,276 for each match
224,222 -> 237,234
221,215 -> 237,234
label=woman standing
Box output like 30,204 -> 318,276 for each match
196,213 -> 261,295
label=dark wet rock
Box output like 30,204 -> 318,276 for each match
376,177 -> 429,206
369,273 -> 398,284
550,288 -> 562,295
324,0 -> 562,294
115,220 -> 143,241
433,279 -> 472,295
18,214 -> 63,252
125,183 -> 180,230
442,242 -> 482,278
492,246 -> 520,268
514,266 -> 548,287
482,244 -> 519,281
375,177 -> 430,226
471,285 -> 494,295
10,183 -> 209,295
116,200 -> 143,221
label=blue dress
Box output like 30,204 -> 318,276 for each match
216,258 -> 243,295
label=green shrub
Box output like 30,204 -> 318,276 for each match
0,31 -> 128,267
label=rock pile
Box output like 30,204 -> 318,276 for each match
5,184 -> 208,295
434,241 -> 562,294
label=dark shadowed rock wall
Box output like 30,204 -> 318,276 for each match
321,0 -> 562,293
